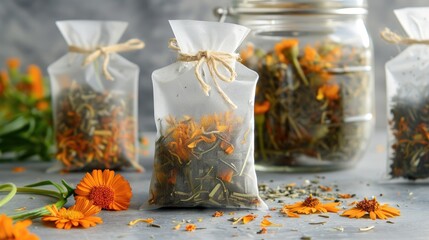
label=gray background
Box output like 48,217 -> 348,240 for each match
0,0 -> 428,131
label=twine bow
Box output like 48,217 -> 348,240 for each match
380,28 -> 429,45
169,38 -> 239,109
69,38 -> 145,80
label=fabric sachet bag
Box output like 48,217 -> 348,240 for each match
383,8 -> 429,180
147,20 -> 266,209
48,20 -> 144,171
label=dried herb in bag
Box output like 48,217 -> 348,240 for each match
147,20 -> 266,209
383,8 -> 429,180
48,21 -> 144,171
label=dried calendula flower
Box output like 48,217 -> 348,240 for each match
260,218 -> 282,227
0,214 -> 39,240
212,211 -> 224,217
342,197 -> 400,220
185,224 -> 196,232
281,195 -> 340,217
75,169 -> 132,211
232,214 -> 257,225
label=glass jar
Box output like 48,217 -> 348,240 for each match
216,0 -> 374,171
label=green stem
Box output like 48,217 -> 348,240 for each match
255,114 -> 268,161
0,183 -> 17,207
288,45 -> 309,86
10,198 -> 67,220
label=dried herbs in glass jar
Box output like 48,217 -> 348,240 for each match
218,0 -> 375,171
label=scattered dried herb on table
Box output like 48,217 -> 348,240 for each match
55,81 -> 139,171
149,112 -> 262,208
241,39 -> 372,169
389,84 -> 429,179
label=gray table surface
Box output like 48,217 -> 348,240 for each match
0,130 -> 428,240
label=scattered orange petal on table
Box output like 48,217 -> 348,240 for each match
12,167 -> 26,173
128,218 -> 154,226
257,227 -> 268,234
185,224 -> 196,232
173,224 -> 181,230
261,218 -> 282,227
233,214 -> 257,225
212,211 -> 224,217
338,193 -> 353,199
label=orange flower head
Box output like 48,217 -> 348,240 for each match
0,71 -> 8,96
342,197 -> 400,220
27,64 -> 44,99
0,214 -> 39,240
6,58 -> 20,69
281,195 -> 340,216
185,224 -> 196,232
74,169 -> 132,211
42,198 -> 102,229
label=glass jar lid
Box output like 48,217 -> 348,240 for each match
226,0 -> 367,16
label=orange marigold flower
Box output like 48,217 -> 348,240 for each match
254,101 -> 271,115
212,211 -> 224,217
281,195 -> 340,217
342,197 -> 400,220
6,58 -> 20,69
27,64 -> 44,99
0,70 -> 8,96
317,84 -> 340,101
185,224 -> 196,232
75,169 -> 132,211
42,198 -> 102,229
0,214 -> 39,240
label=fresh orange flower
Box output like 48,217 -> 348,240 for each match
212,211 -> 224,217
281,195 -> 340,217
317,84 -> 340,101
274,39 -> 299,63
233,214 -> 257,224
254,101 -> 271,115
0,214 -> 39,240
75,169 -> 132,211
36,101 -> 50,111
27,64 -> 44,100
260,218 -> 282,227
342,197 -> 400,220
6,58 -> 20,69
0,71 -> 8,96
185,224 -> 196,232
42,198 -> 102,229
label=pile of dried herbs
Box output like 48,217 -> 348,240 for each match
389,83 -> 429,180
241,39 -> 373,170
149,112 -> 262,208
54,81 -> 138,170
0,58 -> 53,162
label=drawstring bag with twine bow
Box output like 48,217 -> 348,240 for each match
146,20 -> 266,209
382,8 -> 429,180
47,21 -> 144,172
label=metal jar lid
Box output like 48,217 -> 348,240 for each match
215,0 -> 367,21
